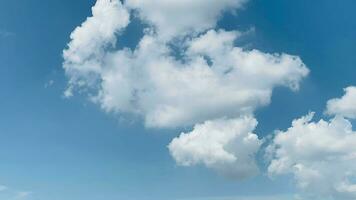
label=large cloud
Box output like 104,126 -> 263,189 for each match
326,86 -> 356,119
268,112 -> 356,199
168,117 -> 261,178
63,0 -> 309,179
65,27 -> 309,128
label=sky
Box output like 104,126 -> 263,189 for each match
0,0 -> 356,200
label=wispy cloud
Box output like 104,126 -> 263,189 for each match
0,185 -> 8,192
0,30 -> 15,38
44,79 -> 55,88
14,191 -> 32,199
0,184 -> 32,200
177,194 -> 296,200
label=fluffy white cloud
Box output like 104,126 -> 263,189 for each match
268,113 -> 356,199
168,116 -> 261,178
326,86 -> 356,119
125,0 -> 247,40
74,29 -> 308,128
63,1 -> 309,128
63,0 -> 130,97
63,0 -> 309,178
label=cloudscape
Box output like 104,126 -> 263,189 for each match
1,0 -> 356,200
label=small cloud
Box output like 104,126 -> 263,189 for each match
44,79 -> 55,88
63,86 -> 73,98
0,185 -> 8,192
325,86 -> 356,119
0,30 -> 15,38
15,191 -> 32,199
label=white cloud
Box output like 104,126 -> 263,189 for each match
63,1 -> 309,128
168,116 -> 261,178
72,29 -> 308,128
326,86 -> 356,119
267,112 -> 356,199
125,0 -> 247,40
63,0 -> 309,178
63,0 -> 130,97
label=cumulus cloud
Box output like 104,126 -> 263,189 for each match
326,86 -> 356,119
168,117 -> 261,178
65,28 -> 308,128
63,0 -> 309,178
63,0 -> 309,128
63,0 -> 130,97
267,112 -> 356,199
125,0 -> 247,40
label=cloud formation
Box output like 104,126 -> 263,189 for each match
95,29 -> 308,128
326,86 -> 356,119
63,0 -> 130,97
168,117 -> 261,178
63,0 -> 308,128
268,90 -> 356,199
63,0 -> 309,179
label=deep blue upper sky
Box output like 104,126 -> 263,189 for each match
0,0 -> 355,200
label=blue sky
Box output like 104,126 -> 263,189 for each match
1,0 -> 356,200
